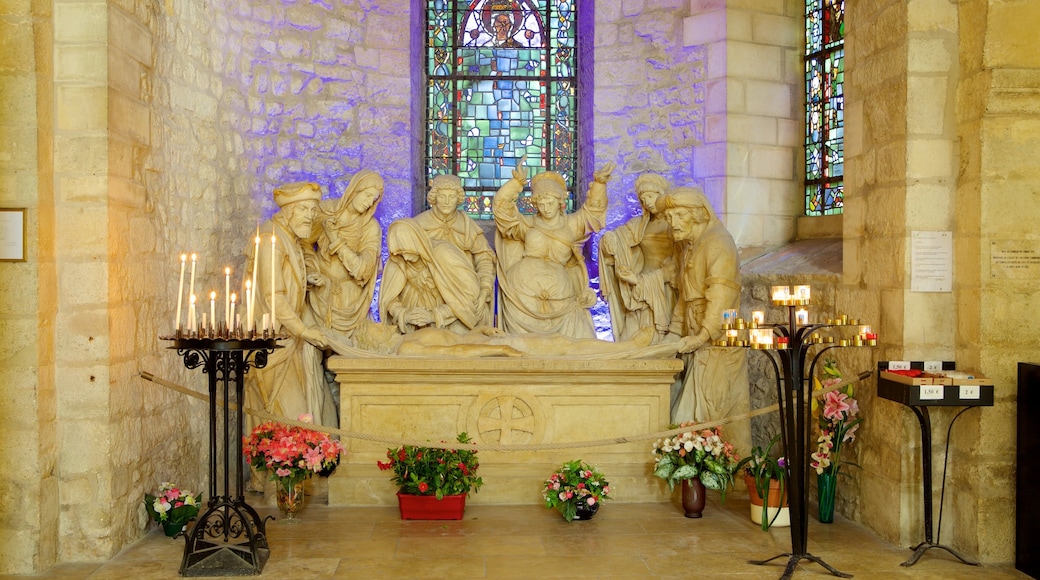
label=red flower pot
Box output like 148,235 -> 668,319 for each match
396,492 -> 466,520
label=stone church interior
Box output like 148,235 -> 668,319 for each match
2,0 -> 1038,578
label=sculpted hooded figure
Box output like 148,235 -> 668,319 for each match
308,170 -> 384,338
379,217 -> 491,334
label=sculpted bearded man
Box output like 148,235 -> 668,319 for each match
659,186 -> 750,455
245,182 -> 339,489
379,175 -> 495,334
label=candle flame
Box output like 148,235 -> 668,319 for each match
180,254 -> 186,262
191,253 -> 197,262
225,267 -> 230,275
210,291 -> 216,300
231,293 -> 237,302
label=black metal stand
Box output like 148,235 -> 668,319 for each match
167,337 -> 278,576
876,365 -> 992,568
748,306 -> 861,580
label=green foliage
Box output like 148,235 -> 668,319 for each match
378,433 -> 483,499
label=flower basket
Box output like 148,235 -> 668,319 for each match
397,492 -> 467,520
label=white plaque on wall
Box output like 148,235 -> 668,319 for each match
0,208 -> 26,262
911,231 -> 952,293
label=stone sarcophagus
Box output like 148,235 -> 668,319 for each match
326,355 -> 683,505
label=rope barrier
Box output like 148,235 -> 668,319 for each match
138,369 -> 870,452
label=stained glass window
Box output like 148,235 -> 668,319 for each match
805,0 -> 844,216
425,0 -> 578,219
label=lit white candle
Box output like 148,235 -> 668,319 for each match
271,234 -> 277,332
175,254 -> 186,332
795,308 -> 809,326
230,293 -> 237,332
210,291 -> 216,333
224,267 -> 231,328
245,279 -> 253,333
251,228 -> 260,332
189,253 -> 198,308
793,285 -> 811,301
771,286 -> 789,302
751,310 -> 764,325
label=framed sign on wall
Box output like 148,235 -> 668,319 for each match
0,208 -> 26,262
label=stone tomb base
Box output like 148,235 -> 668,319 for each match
326,356 -> 683,506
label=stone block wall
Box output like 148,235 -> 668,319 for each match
684,0 -> 802,248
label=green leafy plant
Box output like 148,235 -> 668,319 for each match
542,459 -> 612,522
378,433 -> 483,499
735,433 -> 788,530
652,423 -> 740,501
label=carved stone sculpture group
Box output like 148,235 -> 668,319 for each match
242,163 -> 745,453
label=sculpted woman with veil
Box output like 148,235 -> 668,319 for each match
379,218 -> 487,334
493,159 -> 614,339
308,170 -> 384,338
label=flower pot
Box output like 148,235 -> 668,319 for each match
745,474 -> 788,508
276,479 -> 306,521
745,474 -> 789,529
572,501 -> 600,521
397,492 -> 466,520
162,522 -> 187,538
818,472 -> 837,523
681,478 -> 706,518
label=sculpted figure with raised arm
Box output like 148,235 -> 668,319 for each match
493,158 -> 614,339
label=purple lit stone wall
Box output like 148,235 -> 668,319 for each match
201,1 -> 706,333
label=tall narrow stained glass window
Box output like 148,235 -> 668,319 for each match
804,0 -> 844,216
425,0 -> 578,219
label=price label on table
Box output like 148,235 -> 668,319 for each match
919,385 -> 944,400
889,361 -> 911,371
959,385 -> 981,400
923,361 -> 943,372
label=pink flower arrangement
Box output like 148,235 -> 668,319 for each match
811,359 -> 863,476
243,417 -> 344,490
145,481 -> 201,526
542,459 -> 612,522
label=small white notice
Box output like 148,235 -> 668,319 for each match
923,361 -> 944,372
888,361 -> 911,371
911,231 -> 953,292
919,385 -> 944,400
959,385 -> 980,400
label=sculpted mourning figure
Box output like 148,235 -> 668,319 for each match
660,186 -> 750,454
308,170 -> 384,339
598,173 -> 677,342
245,182 -> 339,457
493,160 -> 614,338
380,175 -> 495,334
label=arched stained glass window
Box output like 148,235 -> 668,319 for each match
425,0 -> 579,219
804,0 -> 844,216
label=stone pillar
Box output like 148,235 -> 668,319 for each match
684,0 -> 802,247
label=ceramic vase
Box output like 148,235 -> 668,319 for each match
572,501 -> 600,521
681,477 -> 706,518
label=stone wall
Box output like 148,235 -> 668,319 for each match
0,0 -> 58,573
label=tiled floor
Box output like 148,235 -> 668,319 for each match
4,496 -> 1029,579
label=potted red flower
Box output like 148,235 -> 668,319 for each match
378,433 -> 483,520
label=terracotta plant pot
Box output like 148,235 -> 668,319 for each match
745,474 -> 790,529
